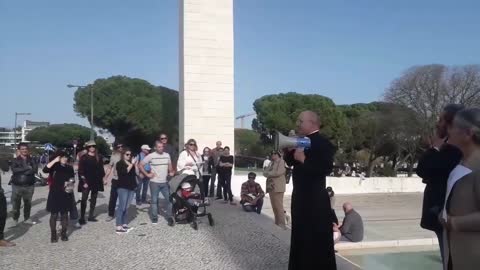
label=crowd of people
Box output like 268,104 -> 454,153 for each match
0,133 -> 260,246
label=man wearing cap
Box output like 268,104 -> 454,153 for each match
240,172 -> 265,214
136,144 -> 152,205
105,143 -> 123,221
78,140 -> 105,224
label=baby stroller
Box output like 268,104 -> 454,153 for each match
169,174 -> 214,230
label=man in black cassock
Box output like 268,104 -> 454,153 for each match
285,111 -> 336,270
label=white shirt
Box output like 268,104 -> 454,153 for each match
263,159 -> 271,170
442,164 -> 472,220
177,150 -> 203,178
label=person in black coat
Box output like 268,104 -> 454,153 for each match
417,104 -> 464,264
78,141 -> 105,225
284,111 -> 337,270
43,151 -> 75,242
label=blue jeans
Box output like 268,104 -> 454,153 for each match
150,182 -> 172,221
116,188 -> 135,226
136,177 -> 150,204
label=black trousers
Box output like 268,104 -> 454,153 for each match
0,192 -> 6,240
220,172 -> 233,202
202,175 -> 211,197
80,189 -> 98,220
108,180 -> 118,217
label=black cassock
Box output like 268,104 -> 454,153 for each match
285,131 -> 336,270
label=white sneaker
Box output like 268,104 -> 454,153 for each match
24,219 -> 37,225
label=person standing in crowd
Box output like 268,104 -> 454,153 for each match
115,148 -> 138,234
284,111 -> 337,270
327,186 -> 339,225
105,143 -> 123,221
417,104 -> 464,264
441,108 -> 480,270
136,144 -> 152,205
240,172 -> 265,214
159,134 -> 177,171
10,143 -> 38,226
263,156 -> 271,170
139,141 -> 175,226
201,147 -> 214,198
43,151 -> 75,242
218,146 -> 235,205
264,151 -> 287,229
177,139 -> 203,178
78,140 -> 105,225
210,141 -> 223,198
0,174 -> 15,247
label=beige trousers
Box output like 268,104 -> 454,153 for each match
269,192 -> 285,226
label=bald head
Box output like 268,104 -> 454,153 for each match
343,202 -> 353,213
296,110 -> 321,136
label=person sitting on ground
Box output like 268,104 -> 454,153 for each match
333,202 -> 364,242
240,172 -> 265,214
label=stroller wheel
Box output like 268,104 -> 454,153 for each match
207,213 -> 214,226
191,221 -> 198,230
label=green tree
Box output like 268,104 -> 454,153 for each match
26,124 -> 93,147
252,93 -> 350,145
73,76 -> 178,150
235,128 -> 272,158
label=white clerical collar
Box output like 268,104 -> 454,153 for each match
308,130 -> 319,136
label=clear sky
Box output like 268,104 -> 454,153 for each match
1,0 -> 479,128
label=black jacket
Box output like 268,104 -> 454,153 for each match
11,156 -> 37,186
417,144 -> 462,232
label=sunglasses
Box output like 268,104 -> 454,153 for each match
160,137 -> 168,140
125,153 -> 131,156
189,144 -> 196,146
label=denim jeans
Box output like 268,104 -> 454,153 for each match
149,182 -> 172,222
242,198 -> 264,214
136,177 -> 150,204
11,185 -> 35,221
116,188 -> 135,226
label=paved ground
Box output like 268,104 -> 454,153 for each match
0,172 -> 357,270
261,192 -> 435,241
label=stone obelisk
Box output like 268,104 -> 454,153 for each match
179,0 -> 234,152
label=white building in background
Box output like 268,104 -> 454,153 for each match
22,120 -> 49,142
0,120 -> 49,146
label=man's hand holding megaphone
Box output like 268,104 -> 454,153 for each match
275,131 -> 311,152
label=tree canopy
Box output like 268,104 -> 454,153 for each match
384,64 -> 480,137
26,124 -> 92,147
252,92 -> 349,144
73,76 -> 178,150
26,123 -> 111,156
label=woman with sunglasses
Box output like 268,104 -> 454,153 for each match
43,150 -> 75,242
177,139 -> 203,178
115,148 -> 138,234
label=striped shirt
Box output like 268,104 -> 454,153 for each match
142,152 -> 171,183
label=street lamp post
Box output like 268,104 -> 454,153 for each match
14,112 -> 31,150
68,84 -> 94,141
